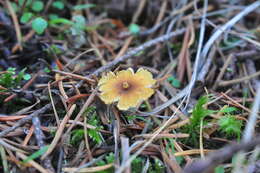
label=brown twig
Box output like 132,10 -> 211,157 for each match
6,0 -> 22,52
218,71 -> 260,87
0,103 -> 52,138
32,116 -> 55,172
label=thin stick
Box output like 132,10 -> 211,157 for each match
53,70 -> 95,83
218,71 -> 260,87
213,54 -> 233,89
48,82 -> 60,127
0,104 -> 52,138
41,104 -> 76,159
32,116 -> 55,172
243,84 -> 260,142
6,0 -> 22,51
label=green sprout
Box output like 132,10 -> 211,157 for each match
0,68 -> 31,89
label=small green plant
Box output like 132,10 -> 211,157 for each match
184,95 -> 215,146
70,129 -> 85,146
85,106 -> 103,144
0,68 -> 31,89
96,153 -> 115,173
218,115 -> 242,139
131,157 -> 144,173
167,76 -> 181,88
184,94 -> 242,146
71,106 -> 103,146
147,158 -> 165,173
189,96 -> 214,130
185,95 -> 243,144
16,0 -> 96,35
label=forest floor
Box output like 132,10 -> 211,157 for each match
0,0 -> 260,173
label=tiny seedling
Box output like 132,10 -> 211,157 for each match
167,76 -> 181,88
218,115 -> 242,140
189,96 -> 215,130
96,153 -> 115,173
71,106 -> 103,146
84,106 -> 103,144
131,157 -> 144,173
148,158 -> 165,173
0,68 -> 31,89
70,129 -> 85,146
184,95 -> 215,146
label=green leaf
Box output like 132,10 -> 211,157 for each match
44,67 -> 51,73
129,23 -> 140,34
219,107 -> 237,113
105,153 -> 115,163
23,146 -> 49,163
167,76 -> 181,88
31,0 -> 44,12
20,12 -> 33,24
49,18 -> 74,25
73,4 -> 96,10
214,166 -> 225,173
23,74 -> 31,80
32,17 -> 48,34
126,115 -> 137,121
52,1 -> 64,10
